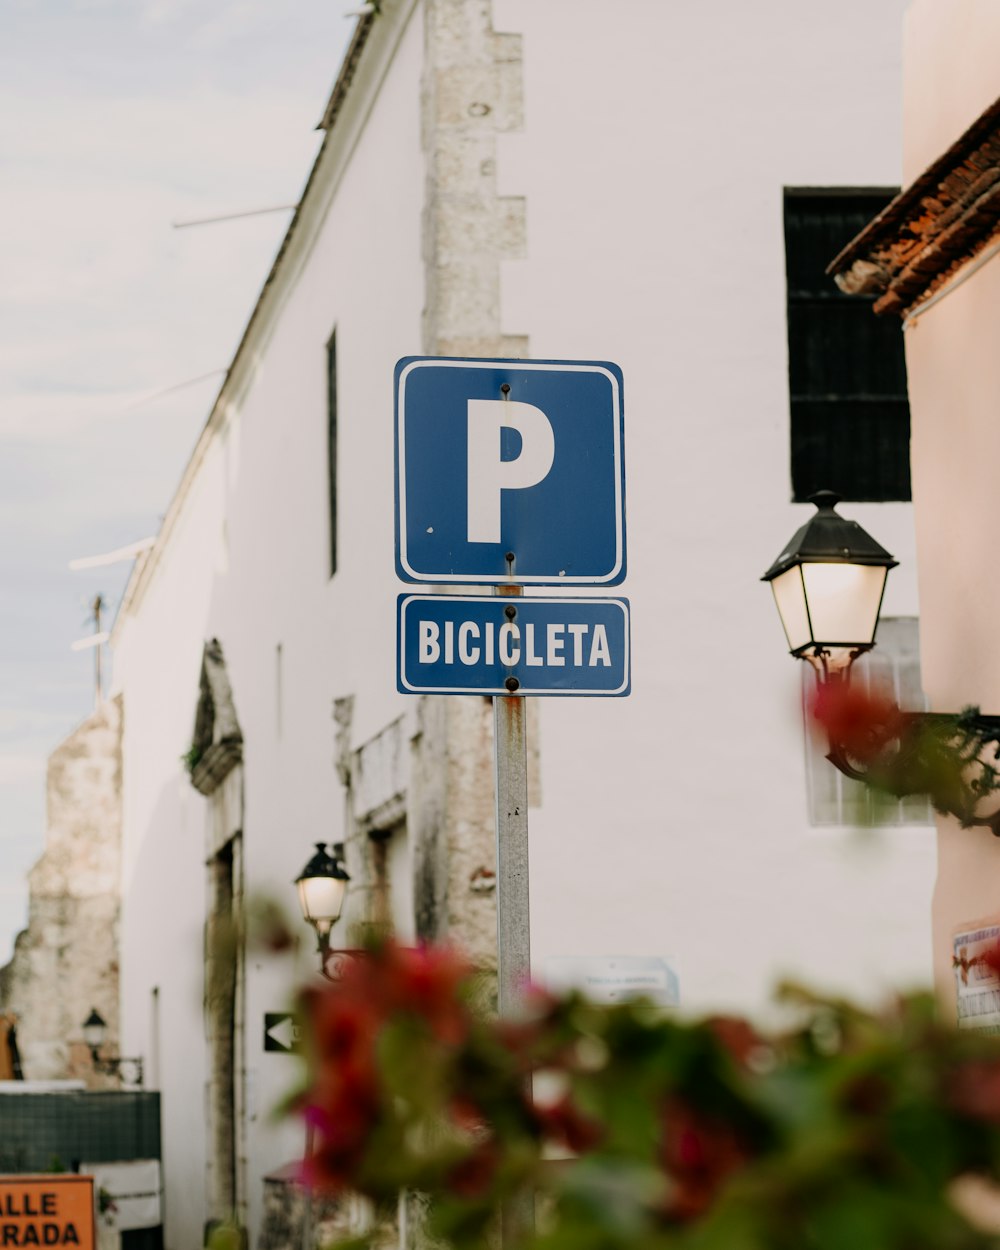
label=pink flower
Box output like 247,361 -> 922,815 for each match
810,682 -> 903,762
659,1099 -> 751,1223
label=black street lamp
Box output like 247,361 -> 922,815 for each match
761,491 -> 897,680
295,842 -> 351,980
82,1009 -> 144,1086
763,492 -> 1000,829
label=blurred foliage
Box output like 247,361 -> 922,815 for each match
290,940 -> 1000,1250
181,744 -> 203,774
204,1220 -> 247,1250
810,682 -> 1000,832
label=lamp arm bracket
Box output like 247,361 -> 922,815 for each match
824,744 -> 871,785
320,947 -> 365,982
825,705 -> 1000,835
89,1047 -> 144,1085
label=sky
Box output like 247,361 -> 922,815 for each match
0,0 -> 358,961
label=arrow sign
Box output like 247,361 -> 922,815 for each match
263,1013 -> 301,1053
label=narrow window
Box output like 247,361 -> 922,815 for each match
803,618 -> 931,826
275,643 -> 283,739
149,986 -> 160,1090
369,822 -> 413,939
327,330 -> 338,577
784,190 -> 911,502
206,838 -> 238,1215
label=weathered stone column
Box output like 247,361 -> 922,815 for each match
0,698 -> 123,1085
415,0 -> 536,974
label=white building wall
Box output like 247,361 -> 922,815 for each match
115,7 -> 425,1247
114,435 -> 223,1249
493,0 -> 931,1009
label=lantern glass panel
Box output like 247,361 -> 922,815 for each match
83,1019 -> 105,1050
800,562 -> 887,647
770,566 -> 811,653
298,874 -> 346,926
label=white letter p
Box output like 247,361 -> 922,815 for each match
467,399 -> 555,544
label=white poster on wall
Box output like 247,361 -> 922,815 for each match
80,1159 -> 162,1231
542,955 -> 680,1008
952,921 -> 1000,1034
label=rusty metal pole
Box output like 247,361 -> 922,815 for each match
301,1124 -> 314,1250
493,582 -> 530,1013
493,583 -> 533,1243
494,383 -> 530,1016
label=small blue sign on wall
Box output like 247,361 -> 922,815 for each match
397,594 -> 631,696
395,357 -> 626,585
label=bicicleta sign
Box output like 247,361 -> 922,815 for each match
397,594 -> 630,696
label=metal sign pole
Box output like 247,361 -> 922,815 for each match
493,584 -> 533,1243
493,632 -> 530,1011
493,380 -> 531,1017
301,1123 -> 314,1250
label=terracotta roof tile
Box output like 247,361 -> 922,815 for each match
828,95 -> 1000,315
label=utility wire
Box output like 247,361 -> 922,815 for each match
172,204 -> 297,229
117,368 -> 227,414
69,538 -> 156,571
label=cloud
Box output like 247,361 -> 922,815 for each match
0,373 -> 224,440
0,708 -> 78,738
0,881 -> 34,901
0,86 -> 318,399
142,0 -> 278,49
0,755 -> 46,786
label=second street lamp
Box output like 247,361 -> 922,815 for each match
82,1008 -> 143,1086
295,842 -> 350,979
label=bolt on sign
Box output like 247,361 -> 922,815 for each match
0,1176 -> 94,1250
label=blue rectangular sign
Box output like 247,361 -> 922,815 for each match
397,594 -> 630,696
395,357 -> 626,585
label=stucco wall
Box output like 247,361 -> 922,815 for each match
903,0 -> 1000,179
901,1 -> 1000,1018
492,0 -> 931,1009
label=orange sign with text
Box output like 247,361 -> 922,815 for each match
0,1176 -> 94,1250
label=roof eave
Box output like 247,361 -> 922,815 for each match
828,93 -> 1000,316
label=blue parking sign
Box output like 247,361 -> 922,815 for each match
394,357 -> 626,585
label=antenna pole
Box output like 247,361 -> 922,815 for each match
92,594 -> 104,709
